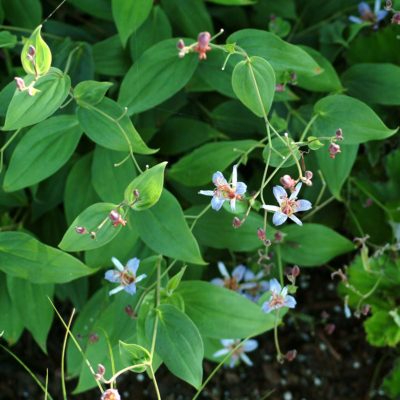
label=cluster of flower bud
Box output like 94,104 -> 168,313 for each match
257,228 -> 271,246
177,30 -> 223,60
286,265 -> 300,284
328,128 -> 344,159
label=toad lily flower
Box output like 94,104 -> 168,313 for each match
349,0 -> 388,27
242,269 -> 270,302
104,257 -> 146,296
213,339 -> 258,368
262,278 -> 296,313
211,262 -> 248,292
199,165 -> 247,211
261,182 -> 312,226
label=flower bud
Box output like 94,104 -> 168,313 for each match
280,174 -> 296,191
257,228 -> 266,241
385,0 -> 393,10
232,217 -> 242,229
305,171 -> 313,180
328,143 -> 341,159
335,128 -> 344,141
95,363 -> 106,380
177,39 -> 185,49
285,349 -> 297,362
109,210 -> 127,227
101,389 -> 121,400
28,45 -> 36,57
75,226 -> 87,234
89,332 -> 99,344
274,231 -> 284,243
291,265 -> 300,278
14,77 -> 26,91
133,189 -> 140,198
275,83 -> 285,92
324,323 -> 336,335
392,12 -> 400,24
124,305 -> 136,319
194,31 -> 212,60
361,304 -> 371,316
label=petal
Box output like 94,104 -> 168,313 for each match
273,185 -> 287,204
240,282 -> 258,290
240,353 -> 253,366
260,280 -> 270,292
296,199 -> 312,212
230,198 -> 236,211
281,287 -> 288,297
135,273 -> 147,283
198,190 -> 215,197
232,265 -> 246,282
244,269 -> 255,281
218,262 -> 230,278
126,257 -> 140,275
288,214 -> 303,226
212,171 -> 227,187
104,269 -> 120,283
261,301 -> 272,313
213,348 -> 230,358
243,339 -> 258,352
348,15 -> 363,23
232,164 -> 238,186
111,257 -> 124,272
272,211 -> 288,226
109,285 -> 125,296
124,282 -> 137,295
376,9 -> 388,21
235,182 -> 247,195
262,204 -> 280,212
211,196 -> 225,211
374,0 -> 381,14
269,278 -> 282,294
289,182 -> 302,200
221,339 -> 235,347
284,295 -> 297,309
358,1 -> 371,15
211,278 -> 225,286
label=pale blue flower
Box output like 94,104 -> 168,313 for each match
349,0 -> 388,27
242,269 -> 270,302
213,339 -> 258,368
199,165 -> 247,211
261,278 -> 296,313
104,257 -> 147,296
261,182 -> 312,226
211,262 -> 247,292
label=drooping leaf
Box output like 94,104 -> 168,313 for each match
74,80 -> 112,106
3,115 -> 82,191
0,231 -> 94,283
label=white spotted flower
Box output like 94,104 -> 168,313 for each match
261,278 -> 296,314
261,182 -> 311,226
104,257 -> 147,296
199,165 -> 246,211
211,262 -> 250,292
213,339 -> 258,368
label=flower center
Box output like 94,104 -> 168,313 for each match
280,198 -> 297,216
224,277 -> 239,291
269,293 -> 285,308
120,270 -> 135,286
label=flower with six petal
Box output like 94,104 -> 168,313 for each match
261,182 -> 312,226
261,278 -> 296,313
199,165 -> 247,211
213,339 -> 258,368
242,269 -> 270,302
104,257 -> 147,296
211,262 -> 248,292
349,0 -> 388,27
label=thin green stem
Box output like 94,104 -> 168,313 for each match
273,310 -> 283,363
275,244 -> 284,286
299,114 -> 319,142
64,45 -> 83,75
3,49 -> 13,75
61,310 -> 75,400
0,25 -> 63,39
149,364 -> 162,400
101,363 -> 149,384
190,204 -> 211,231
303,196 -> 335,221
0,129 -> 22,173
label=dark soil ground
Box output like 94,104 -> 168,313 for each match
0,267 -> 393,400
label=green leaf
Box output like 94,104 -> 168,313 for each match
118,38 -> 199,115
156,304 -> 203,389
176,281 -> 276,338
0,31 -> 17,48
7,276 -> 54,352
297,46 -> 342,92
313,95 -> 398,144
161,0 -> 213,37
383,359 -> 400,398
91,146 -> 137,203
307,136 -> 324,151
112,0 -> 153,47
2,0 -> 42,28
0,231 -> 94,283
263,136 -> 300,168
59,203 -> 123,252
68,0 -> 111,20
124,162 -> 167,210
131,191 -> 205,264
232,56 -> 275,118
3,68 -> 71,131
280,223 -> 354,267
190,206 -> 265,252
206,0 -> 255,3
21,25 -> 52,76
365,310 -> 400,347
341,63 -> 400,106
129,6 -> 172,60
3,115 -> 82,191
77,97 -> 156,154
74,80 -> 112,106
169,140 -> 258,186
316,144 -> 359,199
166,267 -> 187,294
119,341 -> 151,372
227,29 -> 321,76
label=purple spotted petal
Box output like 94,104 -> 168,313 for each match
296,199 -> 312,212
232,265 -> 246,282
284,295 -> 297,309
273,185 -> 287,204
212,171 -> 227,187
269,278 -> 282,294
126,257 -> 140,275
211,196 -> 225,211
105,269 -> 120,283
272,211 -> 288,226
124,282 -> 137,295
235,181 -> 247,195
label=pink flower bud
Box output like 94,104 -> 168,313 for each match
361,304 -> 371,316
324,323 -> 336,335
177,39 -> 185,49
329,143 -> 341,159
109,210 -> 127,227
232,217 -> 242,229
14,77 -> 26,91
97,364 -> 106,375
274,231 -> 284,243
335,128 -> 344,141
280,174 -> 296,191
392,12 -> 400,24
305,171 -> 313,180
124,305 -> 136,319
291,265 -> 300,278
257,228 -> 266,241
75,226 -> 87,234
28,45 -> 36,57
88,333 -> 99,344
285,349 -> 297,362
133,189 -> 140,198
101,389 -> 121,400
275,83 -> 285,92
194,32 -> 212,60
